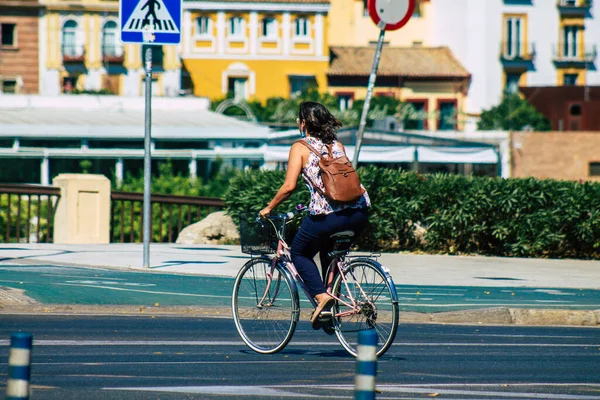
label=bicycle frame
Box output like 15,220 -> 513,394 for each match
255,232 -> 373,321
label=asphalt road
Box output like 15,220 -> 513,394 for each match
1,315 -> 599,399
2,263 -> 600,313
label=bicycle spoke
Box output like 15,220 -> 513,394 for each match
232,259 -> 298,354
332,259 -> 399,357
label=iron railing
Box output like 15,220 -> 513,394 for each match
0,184 -> 61,244
0,184 -> 225,244
556,0 -> 592,9
111,191 -> 225,243
553,44 -> 597,63
500,41 -> 536,61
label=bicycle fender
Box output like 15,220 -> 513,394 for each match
351,257 -> 399,303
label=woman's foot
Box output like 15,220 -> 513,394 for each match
311,294 -> 335,330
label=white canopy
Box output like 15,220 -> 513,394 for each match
265,145 -> 498,164
417,146 -> 499,164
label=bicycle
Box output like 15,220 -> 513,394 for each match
231,206 -> 399,357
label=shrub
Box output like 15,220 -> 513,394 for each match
224,167 -> 600,259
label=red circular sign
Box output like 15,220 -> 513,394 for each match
368,0 -> 416,31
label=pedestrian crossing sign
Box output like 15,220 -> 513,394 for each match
120,0 -> 181,45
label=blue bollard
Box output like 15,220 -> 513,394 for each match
355,329 -> 377,400
6,332 -> 33,400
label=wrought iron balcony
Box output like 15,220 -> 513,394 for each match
500,42 -> 536,63
557,0 -> 592,14
553,44 -> 597,64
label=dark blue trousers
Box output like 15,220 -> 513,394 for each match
290,207 -> 368,298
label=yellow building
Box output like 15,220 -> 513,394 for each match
328,0 -> 432,47
328,46 -> 471,131
554,2 -> 594,86
40,0 -> 181,96
180,0 -> 330,102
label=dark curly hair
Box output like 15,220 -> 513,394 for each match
298,101 -> 342,144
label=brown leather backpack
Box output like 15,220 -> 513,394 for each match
297,140 -> 364,204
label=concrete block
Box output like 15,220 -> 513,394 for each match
431,307 -> 513,325
53,174 -> 111,244
510,309 -> 599,326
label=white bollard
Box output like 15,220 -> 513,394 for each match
355,329 -> 377,400
6,332 -> 33,400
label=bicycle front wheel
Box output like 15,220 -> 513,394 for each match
332,258 -> 399,357
232,258 -> 299,354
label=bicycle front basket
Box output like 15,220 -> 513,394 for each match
239,214 -> 277,255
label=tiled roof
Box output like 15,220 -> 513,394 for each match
184,0 -> 329,3
328,46 -> 471,79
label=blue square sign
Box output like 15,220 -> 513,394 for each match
120,0 -> 182,45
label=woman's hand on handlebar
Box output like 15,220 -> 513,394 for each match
259,206 -> 272,218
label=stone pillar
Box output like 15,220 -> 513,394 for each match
53,174 -> 111,244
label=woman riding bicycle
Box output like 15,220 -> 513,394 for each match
259,101 -> 371,329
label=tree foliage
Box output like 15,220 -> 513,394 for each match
211,89 -> 404,128
116,160 -> 238,198
478,93 -> 551,131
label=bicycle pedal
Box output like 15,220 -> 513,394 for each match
318,311 -> 333,321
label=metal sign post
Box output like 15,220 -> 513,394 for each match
352,0 -> 416,169
120,0 -> 181,268
142,47 -> 152,268
352,26 -> 386,170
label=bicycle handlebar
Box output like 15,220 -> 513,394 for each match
258,204 -> 307,223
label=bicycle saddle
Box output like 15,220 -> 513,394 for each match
329,231 -> 354,256
330,230 -> 354,241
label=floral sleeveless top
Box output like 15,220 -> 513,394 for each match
301,137 -> 371,216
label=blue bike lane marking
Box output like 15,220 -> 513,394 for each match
0,264 -> 599,313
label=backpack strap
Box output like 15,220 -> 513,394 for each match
326,143 -> 334,158
296,139 -> 325,160
295,140 -> 328,198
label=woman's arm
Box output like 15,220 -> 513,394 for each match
259,142 -> 305,217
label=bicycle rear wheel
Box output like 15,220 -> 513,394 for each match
332,258 -> 399,357
232,258 -> 299,354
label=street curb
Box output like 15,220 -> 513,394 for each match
0,305 -> 598,327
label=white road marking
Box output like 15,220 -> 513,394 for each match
42,274 -> 129,280
385,384 -> 600,388
397,292 -> 465,297
534,289 -> 578,296
398,297 -> 434,301
403,288 -> 469,292
368,386 -> 600,399
64,280 -> 157,287
448,334 -> 588,339
397,302 -> 600,307
105,386 -> 327,398
53,283 -> 229,298
101,384 -> 600,399
31,360 -> 354,366
0,340 -> 598,348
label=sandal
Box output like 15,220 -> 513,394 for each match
311,296 -> 335,330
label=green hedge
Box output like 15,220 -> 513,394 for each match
224,166 -> 600,260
